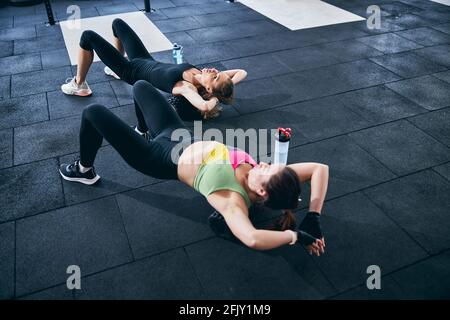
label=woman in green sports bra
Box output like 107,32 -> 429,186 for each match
61,81 -> 329,256
178,141 -> 329,256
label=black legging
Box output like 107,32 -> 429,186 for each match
80,80 -> 190,180
79,18 -> 154,85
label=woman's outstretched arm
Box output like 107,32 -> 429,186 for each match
288,162 -> 329,214
222,69 -> 248,84
207,190 -> 324,252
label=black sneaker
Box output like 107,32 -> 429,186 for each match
59,160 -> 100,185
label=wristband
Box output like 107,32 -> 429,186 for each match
285,230 -> 298,245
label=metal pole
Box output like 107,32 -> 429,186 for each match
44,0 -> 55,25
144,0 -> 151,12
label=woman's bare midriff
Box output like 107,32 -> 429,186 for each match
177,141 -> 222,187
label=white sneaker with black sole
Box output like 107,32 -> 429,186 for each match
104,66 -> 120,80
59,160 -> 100,185
61,77 -> 92,97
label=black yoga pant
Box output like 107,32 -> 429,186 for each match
79,18 -> 154,84
79,80 -> 188,180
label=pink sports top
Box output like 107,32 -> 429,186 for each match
228,148 -> 257,170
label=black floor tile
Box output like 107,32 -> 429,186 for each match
185,237 -> 335,299
13,13 -> 49,28
192,8 -> 264,28
0,53 -> 41,76
138,0 -> 175,10
280,96 -> 371,142
331,275 -> 404,299
434,162 -> 450,181
0,17 -> 13,30
41,48 -> 70,69
357,33 -> 423,53
386,75 -> 450,110
164,31 -> 197,46
11,66 -> 72,98
396,27 -> 450,46
364,170 -> 450,254
369,51 -> 447,78
109,80 -> 133,106
187,20 -> 285,43
35,24 -> 63,38
232,77 -> 289,114
0,26 -> 36,41
15,197 -> 133,296
221,53 -> 292,82
413,44 -> 450,68
315,39 -> 385,63
19,285 -> 73,300
75,249 -> 204,299
115,181 -> 214,259
14,34 -> 66,55
349,120 -> 450,175
154,16 -> 202,33
408,108 -> 450,147
337,85 -> 426,125
0,40 -> 13,58
229,30 -> 324,57
47,82 -> 118,119
60,145 -> 159,206
143,10 -> 169,22
389,251 -> 450,299
14,115 -> 80,165
271,60 -> 400,105
308,192 -> 427,292
0,129 -> 12,169
0,5 -> 35,17
288,136 -> 396,199
0,93 -> 48,129
0,75 -> 10,100
353,17 -> 405,35
433,70 -> 450,83
432,22 -> 450,35
386,13 -> 438,29
0,158 -> 64,222
270,45 -> 339,73
182,42 -> 239,65
96,2 -> 138,15
0,222 -> 14,299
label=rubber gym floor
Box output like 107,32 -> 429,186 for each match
1,0 -> 450,299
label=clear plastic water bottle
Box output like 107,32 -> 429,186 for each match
273,128 -> 291,165
172,43 -> 183,64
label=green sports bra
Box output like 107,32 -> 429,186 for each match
193,144 -> 251,208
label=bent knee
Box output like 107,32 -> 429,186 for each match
112,18 -> 126,36
79,30 -> 98,50
82,103 -> 108,120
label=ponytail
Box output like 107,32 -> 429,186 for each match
274,209 -> 296,231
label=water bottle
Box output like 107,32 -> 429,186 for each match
172,43 -> 183,64
273,128 -> 291,165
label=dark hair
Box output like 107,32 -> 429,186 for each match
199,77 -> 234,105
264,167 -> 301,230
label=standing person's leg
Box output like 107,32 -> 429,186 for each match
112,18 -> 153,60
132,80 -> 185,136
59,103 -> 177,184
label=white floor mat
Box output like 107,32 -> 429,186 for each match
238,0 -> 365,31
59,11 -> 173,65
430,0 -> 450,6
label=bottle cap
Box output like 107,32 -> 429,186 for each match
276,127 -> 291,142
